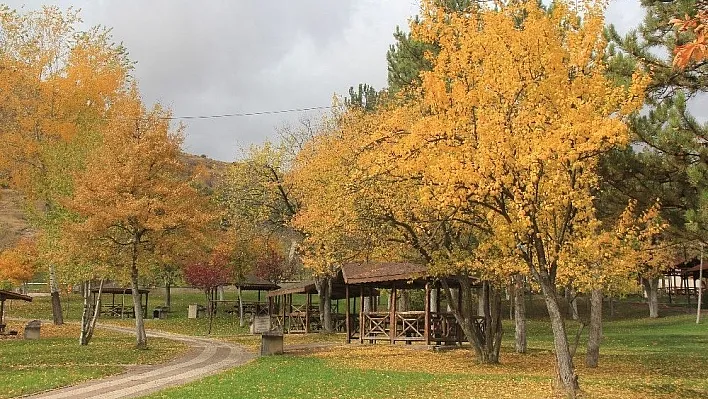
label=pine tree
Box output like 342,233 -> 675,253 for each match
603,0 -> 707,317
604,0 -> 707,239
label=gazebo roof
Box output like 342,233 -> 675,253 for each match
340,262 -> 479,289
267,280 -> 377,300
341,262 -> 428,285
234,275 -> 280,291
0,289 -> 32,302
90,287 -> 150,294
267,280 -> 318,297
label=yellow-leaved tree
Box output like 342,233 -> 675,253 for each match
0,236 -> 39,284
0,5 -> 131,325
557,201 -> 669,368
289,110 -> 406,331
338,1 -> 649,395
64,87 -> 215,348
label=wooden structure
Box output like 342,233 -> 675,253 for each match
267,262 -> 480,345
0,289 -> 32,333
662,258 -> 707,305
341,262 -> 479,346
267,280 -> 377,333
91,287 -> 150,319
209,275 -> 280,317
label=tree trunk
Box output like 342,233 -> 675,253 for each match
565,286 -> 579,321
315,276 -> 333,332
79,281 -> 91,346
207,288 -> 215,335
399,290 -> 410,312
513,274 -> 527,354
238,287 -> 245,327
164,278 -> 171,310
85,280 -> 103,343
539,276 -> 578,396
49,264 -> 63,325
476,290 -> 485,316
586,288 -> 603,368
642,277 -> 659,318
441,278 -> 502,364
430,288 -> 439,313
130,243 -> 147,349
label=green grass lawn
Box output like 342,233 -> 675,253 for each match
0,322 -> 186,398
4,289 -> 706,398
146,314 -> 707,399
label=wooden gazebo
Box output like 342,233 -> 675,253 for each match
91,287 -> 150,319
662,258 -> 705,305
209,275 -> 280,317
267,280 -> 377,333
341,262 -> 479,346
0,290 -> 32,333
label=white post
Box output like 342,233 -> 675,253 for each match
697,243 -> 704,324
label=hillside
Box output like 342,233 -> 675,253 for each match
0,188 -> 31,251
179,153 -> 230,190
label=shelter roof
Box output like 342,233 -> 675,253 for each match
0,289 -> 32,302
267,281 -> 317,297
90,287 -> 150,294
267,280 -> 377,300
234,275 -> 280,291
341,262 -> 428,285
683,263 -> 707,274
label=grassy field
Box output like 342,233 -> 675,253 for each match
146,315 -> 707,399
3,289 -> 706,398
0,322 -> 186,398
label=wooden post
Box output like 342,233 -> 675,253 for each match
436,285 -> 441,313
305,293 -> 311,333
345,285 -> 351,344
668,273 -> 673,304
282,294 -> 286,333
359,285 -> 365,344
0,299 -> 5,326
144,291 -> 149,319
390,285 -> 397,344
425,282 -> 431,346
458,287 -> 464,345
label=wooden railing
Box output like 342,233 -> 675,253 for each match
361,312 -> 390,340
395,311 -> 425,340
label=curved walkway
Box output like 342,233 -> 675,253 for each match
22,326 -> 255,399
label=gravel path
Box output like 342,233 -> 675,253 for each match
22,326 -> 255,399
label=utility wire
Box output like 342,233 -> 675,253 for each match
159,105 -> 332,120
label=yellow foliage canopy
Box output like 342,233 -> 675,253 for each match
61,87 -> 215,279
0,236 -> 39,283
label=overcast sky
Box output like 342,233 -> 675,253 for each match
4,0 -> 647,161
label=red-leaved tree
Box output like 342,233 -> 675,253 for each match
182,261 -> 232,334
254,249 -> 294,284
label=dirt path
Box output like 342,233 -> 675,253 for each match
22,326 -> 255,399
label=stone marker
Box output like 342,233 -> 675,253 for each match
250,315 -> 271,334
24,319 -> 41,340
188,304 -> 199,319
260,332 -> 283,356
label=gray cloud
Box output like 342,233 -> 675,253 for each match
4,1 -> 657,160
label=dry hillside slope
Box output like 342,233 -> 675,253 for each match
0,188 -> 31,250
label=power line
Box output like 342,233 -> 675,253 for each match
160,105 -> 332,120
